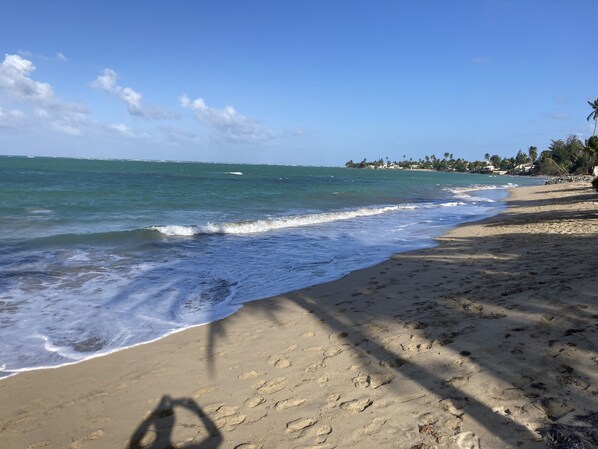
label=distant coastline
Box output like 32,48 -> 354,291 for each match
346,133 -> 598,178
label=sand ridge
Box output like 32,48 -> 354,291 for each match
0,182 -> 596,448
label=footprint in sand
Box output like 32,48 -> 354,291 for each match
286,417 -> 317,433
352,373 -> 370,388
317,374 -> 330,386
27,442 -> 50,449
455,431 -> 481,449
238,370 -> 266,380
68,430 -> 104,449
209,405 -> 246,431
326,393 -> 341,409
352,417 -> 386,439
192,386 -> 217,398
329,331 -> 348,341
323,346 -> 343,358
369,372 -> 394,389
255,377 -> 287,395
270,355 -> 292,368
275,398 -> 306,411
340,398 -> 373,412
244,396 -> 265,408
316,425 -> 333,444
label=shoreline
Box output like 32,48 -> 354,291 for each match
1,182 -> 596,448
0,184 -> 517,380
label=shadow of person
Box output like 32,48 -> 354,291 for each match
129,395 -> 222,449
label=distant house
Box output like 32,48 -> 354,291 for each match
479,164 -> 495,173
515,163 -> 533,173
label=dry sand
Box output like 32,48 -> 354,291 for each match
1,182 -> 597,449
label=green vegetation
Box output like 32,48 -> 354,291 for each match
346,99 -> 598,182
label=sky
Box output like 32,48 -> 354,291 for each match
0,1 -> 596,166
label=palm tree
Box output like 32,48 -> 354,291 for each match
587,98 -> 598,136
528,146 -> 538,164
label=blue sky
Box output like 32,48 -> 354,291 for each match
0,1 -> 596,166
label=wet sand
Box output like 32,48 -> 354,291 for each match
1,182 -> 597,449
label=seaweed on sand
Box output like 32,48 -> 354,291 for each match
541,413 -> 598,449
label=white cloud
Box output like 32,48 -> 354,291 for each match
92,68 -> 175,120
56,52 -> 68,62
0,107 -> 26,128
0,54 -> 54,103
0,54 -> 165,143
110,123 -> 152,139
179,94 -> 275,142
0,54 -> 89,135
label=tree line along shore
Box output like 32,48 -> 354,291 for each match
346,99 -> 598,191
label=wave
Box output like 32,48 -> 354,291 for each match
225,171 -> 243,176
444,183 -> 518,194
444,183 -> 517,203
150,202 -> 466,237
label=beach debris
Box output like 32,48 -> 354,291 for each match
418,422 -> 443,444
541,412 -> 598,449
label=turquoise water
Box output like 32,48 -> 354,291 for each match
0,156 -> 542,376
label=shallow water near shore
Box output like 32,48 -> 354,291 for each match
0,156 -> 542,377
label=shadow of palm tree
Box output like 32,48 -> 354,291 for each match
197,190 -> 597,447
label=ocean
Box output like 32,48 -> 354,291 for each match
0,156 -> 542,377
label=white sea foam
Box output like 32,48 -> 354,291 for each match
225,171 -> 243,175
150,203 -> 466,237
443,183 -> 517,203
444,183 -> 518,194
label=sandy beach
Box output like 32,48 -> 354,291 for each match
1,182 -> 596,449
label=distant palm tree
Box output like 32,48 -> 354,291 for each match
587,98 -> 598,136
528,146 -> 538,163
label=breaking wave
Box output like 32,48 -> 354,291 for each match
149,202 -> 465,236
